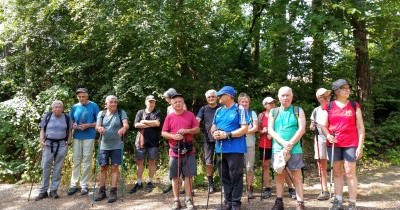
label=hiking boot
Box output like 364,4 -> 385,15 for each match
67,186 -> 80,196
247,186 -> 255,199
145,182 -> 154,192
288,188 -> 296,199
271,198 -> 284,210
108,187 -> 117,203
49,190 -> 59,199
348,202 -> 357,210
296,201 -> 305,210
81,187 -> 89,195
261,187 -> 272,199
94,186 -> 107,201
128,182 -> 143,194
317,191 -> 330,200
171,200 -> 181,210
185,198 -> 194,210
329,198 -> 343,210
163,184 -> 173,194
35,192 -> 48,201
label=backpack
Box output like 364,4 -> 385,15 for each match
272,106 -> 300,123
43,112 -> 70,141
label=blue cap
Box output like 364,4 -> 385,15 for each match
216,86 -> 236,97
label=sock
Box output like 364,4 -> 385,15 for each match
137,179 -> 142,185
148,178 -> 153,183
335,195 -> 343,201
349,198 -> 356,203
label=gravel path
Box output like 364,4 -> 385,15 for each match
1,166 -> 399,210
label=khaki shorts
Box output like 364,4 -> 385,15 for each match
244,146 -> 255,172
314,137 -> 328,159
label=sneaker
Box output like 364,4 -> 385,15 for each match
163,184 -> 173,194
317,191 -> 330,200
247,186 -> 255,199
271,198 -> 284,210
35,192 -> 48,201
288,188 -> 296,199
329,198 -> 343,210
94,187 -> 107,201
49,190 -> 59,199
348,202 -> 357,210
81,187 -> 89,195
67,186 -> 80,196
171,200 -> 181,210
261,187 -> 272,199
108,187 -> 117,203
296,201 -> 305,210
128,183 -> 143,194
185,198 -> 194,210
145,182 -> 154,192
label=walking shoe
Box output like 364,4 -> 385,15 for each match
271,198 -> 284,210
163,184 -> 173,194
67,186 -> 80,196
94,186 -> 107,201
171,200 -> 181,210
81,187 -> 89,195
348,201 -> 357,210
231,206 -> 240,210
247,186 -> 255,199
35,192 -> 48,201
216,202 -> 231,210
296,201 -> 305,210
108,187 -> 117,203
329,198 -> 343,210
185,198 -> 194,210
49,190 -> 59,199
128,182 -> 143,194
288,188 -> 296,199
317,191 -> 330,200
145,182 -> 154,192
261,187 -> 272,199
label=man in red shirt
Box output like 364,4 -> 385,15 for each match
162,93 -> 200,210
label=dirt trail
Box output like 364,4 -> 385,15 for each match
1,166 -> 399,210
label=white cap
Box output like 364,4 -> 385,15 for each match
262,97 -> 275,105
316,88 -> 331,97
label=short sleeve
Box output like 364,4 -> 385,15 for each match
134,110 -> 144,124
196,106 -> 205,120
162,115 -> 171,132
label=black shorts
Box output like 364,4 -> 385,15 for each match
259,148 -> 272,161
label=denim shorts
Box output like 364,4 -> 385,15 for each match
99,149 -> 122,166
327,147 -> 357,162
135,147 -> 159,160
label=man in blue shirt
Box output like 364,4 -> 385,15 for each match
68,88 -> 100,196
211,86 -> 249,210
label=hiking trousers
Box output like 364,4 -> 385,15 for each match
70,139 -> 94,189
219,153 -> 244,207
39,144 -> 67,193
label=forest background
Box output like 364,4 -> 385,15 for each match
0,0 -> 399,186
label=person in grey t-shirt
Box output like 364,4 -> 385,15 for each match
94,95 -> 129,203
36,100 -> 72,201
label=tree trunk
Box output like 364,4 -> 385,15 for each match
251,2 -> 261,72
310,0 -> 325,91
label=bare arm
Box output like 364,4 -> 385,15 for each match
118,119 -> 129,137
247,119 -> 258,134
162,131 -> 184,141
288,108 -> 306,145
355,107 -> 365,159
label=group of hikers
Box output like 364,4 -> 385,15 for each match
34,78 -> 365,210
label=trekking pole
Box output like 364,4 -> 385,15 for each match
260,145 -> 266,201
206,144 -> 217,210
245,167 -> 249,203
120,135 -> 125,202
329,132 -> 335,198
219,138 -> 223,210
177,140 -> 181,203
28,143 -> 43,201
92,134 -> 102,207
314,122 -> 324,193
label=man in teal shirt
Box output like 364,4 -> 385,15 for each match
268,86 -> 306,210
